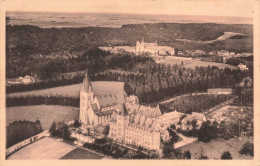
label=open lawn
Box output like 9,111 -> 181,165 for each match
184,61 -> 238,70
7,81 -> 126,98
60,147 -> 104,159
155,56 -> 237,70
8,137 -> 76,159
178,138 -> 253,159
6,105 -> 79,130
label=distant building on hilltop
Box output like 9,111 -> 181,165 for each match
237,63 -> 248,71
135,37 -> 175,56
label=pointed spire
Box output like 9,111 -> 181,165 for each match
82,68 -> 92,92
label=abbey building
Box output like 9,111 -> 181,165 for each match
135,37 -> 175,56
79,70 -> 178,150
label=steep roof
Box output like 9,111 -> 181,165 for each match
118,103 -> 128,116
159,110 -> 183,121
187,112 -> 206,122
82,69 -> 93,92
125,104 -> 162,118
96,93 -> 124,108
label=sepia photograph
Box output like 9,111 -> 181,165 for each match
0,0 -> 259,165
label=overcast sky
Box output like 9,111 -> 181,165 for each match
3,0 -> 254,18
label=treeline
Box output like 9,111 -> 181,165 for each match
226,57 -> 253,72
121,64 -> 249,104
6,120 -> 42,148
6,52 -> 153,93
49,121 -> 71,141
91,63 -> 249,104
160,94 -> 230,114
6,95 -> 79,107
6,47 -> 110,79
82,140 -> 158,159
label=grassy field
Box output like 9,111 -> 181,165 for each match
6,105 -> 79,130
178,138 -> 253,159
8,137 -> 76,159
60,148 -> 104,159
7,81 -> 126,98
184,61 -> 238,70
155,56 -> 238,70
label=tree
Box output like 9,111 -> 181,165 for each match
191,119 -> 198,130
198,148 -> 208,160
199,155 -> 209,159
198,121 -> 212,142
73,118 -> 81,128
183,150 -> 191,159
62,124 -> 71,141
49,122 -> 57,136
221,151 -> 232,160
239,142 -> 254,156
162,141 -> 174,159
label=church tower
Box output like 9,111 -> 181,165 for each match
79,69 -> 94,124
116,103 -> 129,143
140,37 -> 145,53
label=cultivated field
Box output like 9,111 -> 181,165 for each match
7,81 -> 126,98
6,105 -> 79,130
155,56 -> 238,70
8,137 -> 76,159
60,148 -> 104,159
178,138 -> 253,159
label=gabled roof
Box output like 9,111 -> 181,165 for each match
96,93 -> 124,108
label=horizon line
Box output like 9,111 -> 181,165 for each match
6,11 -> 253,19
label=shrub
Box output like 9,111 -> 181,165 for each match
221,151 -> 232,160
239,142 -> 254,156
183,150 -> 191,159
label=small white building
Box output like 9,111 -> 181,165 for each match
237,63 -> 248,71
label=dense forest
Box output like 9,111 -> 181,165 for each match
159,94 -> 230,114
6,23 -> 253,54
6,120 -> 42,148
6,47 -> 151,79
6,23 -> 252,78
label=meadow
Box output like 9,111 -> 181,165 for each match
6,105 -> 79,130
7,81 -> 126,98
7,137 -> 76,159
155,56 -> 238,70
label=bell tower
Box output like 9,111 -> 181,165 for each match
116,103 -> 129,143
79,69 -> 94,124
